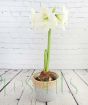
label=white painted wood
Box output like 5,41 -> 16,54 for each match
0,70 -> 88,105
0,0 -> 88,69
18,85 -> 45,105
74,70 -> 88,85
48,70 -> 77,105
0,69 -> 8,75
0,69 -> 33,105
18,70 -> 45,105
62,70 -> 88,105
0,69 -> 21,90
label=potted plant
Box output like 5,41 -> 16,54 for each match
31,6 -> 68,102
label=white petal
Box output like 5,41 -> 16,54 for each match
62,6 -> 68,25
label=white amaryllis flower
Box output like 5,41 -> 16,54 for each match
31,6 -> 68,31
51,6 -> 68,30
31,7 -> 59,31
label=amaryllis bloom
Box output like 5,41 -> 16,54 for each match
31,6 -> 65,30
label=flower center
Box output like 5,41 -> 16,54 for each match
43,13 -> 49,21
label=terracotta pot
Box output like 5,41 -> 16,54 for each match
32,72 -> 59,102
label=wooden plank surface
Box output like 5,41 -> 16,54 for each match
74,70 -> 88,87
0,69 -> 88,105
18,70 -> 46,105
0,69 -> 45,105
0,69 -> 9,76
62,70 -> 88,105
0,69 -> 33,105
48,70 -> 77,105
0,69 -> 22,92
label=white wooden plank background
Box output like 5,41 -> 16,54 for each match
62,70 -> 88,105
0,69 -> 88,105
48,70 -> 77,105
0,69 -> 22,92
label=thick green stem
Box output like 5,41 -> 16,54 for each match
44,49 -> 47,71
46,28 -> 51,72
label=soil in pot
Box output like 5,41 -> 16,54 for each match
35,71 -> 58,81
